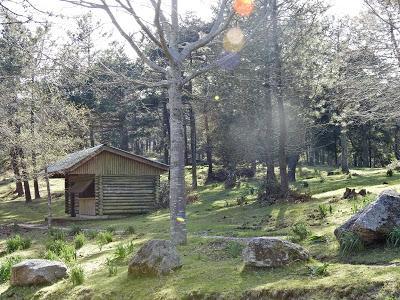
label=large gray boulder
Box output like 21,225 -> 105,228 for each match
242,237 -> 309,268
334,190 -> 400,244
128,239 -> 182,276
10,259 -> 68,286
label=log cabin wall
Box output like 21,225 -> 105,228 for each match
65,151 -> 165,216
100,175 -> 157,214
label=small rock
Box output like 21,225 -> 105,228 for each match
10,259 -> 68,286
128,240 -> 182,276
242,237 -> 309,268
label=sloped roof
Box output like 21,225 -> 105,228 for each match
47,144 -> 169,176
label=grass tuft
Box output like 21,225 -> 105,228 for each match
387,227 -> 400,248
0,256 -> 22,283
338,232 -> 364,256
6,235 -> 31,253
74,232 -> 86,250
70,265 -> 84,286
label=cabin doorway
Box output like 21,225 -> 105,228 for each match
70,177 -> 96,216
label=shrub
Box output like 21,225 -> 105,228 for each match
74,233 -> 86,250
97,231 -> 113,250
308,263 -> 329,277
42,250 -> 58,261
106,258 -> 117,277
387,227 -> 400,247
225,241 -> 244,258
318,204 -> 329,219
49,228 -> 66,241
126,241 -> 135,254
0,256 -> 22,283
69,225 -> 82,236
46,240 -> 76,262
124,226 -> 135,235
114,244 -> 127,261
338,232 -> 364,255
387,169 -> 394,177
106,226 -> 116,233
70,265 -> 84,286
6,235 -> 31,253
85,230 -> 98,240
291,222 -> 310,242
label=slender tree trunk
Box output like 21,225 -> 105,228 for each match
271,0 -> 288,194
341,131 -> 349,174
334,136 -> 338,166
288,154 -> 299,183
89,126 -> 95,147
360,126 -> 369,168
45,167 -> 52,229
19,149 -> 32,203
183,120 -> 189,165
10,148 -> 23,196
204,113 -> 213,177
30,104 -> 40,199
119,113 -> 129,150
189,105 -> 198,189
168,67 -> 187,245
264,53 -> 276,183
394,125 -> 400,160
32,154 -> 40,199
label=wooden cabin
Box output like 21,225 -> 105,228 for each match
47,145 -> 169,217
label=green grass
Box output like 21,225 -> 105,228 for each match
1,167 -> 400,299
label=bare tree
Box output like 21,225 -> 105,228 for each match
59,0 -> 234,244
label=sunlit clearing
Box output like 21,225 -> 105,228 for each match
223,27 -> 245,52
233,0 -> 254,17
214,95 -> 220,101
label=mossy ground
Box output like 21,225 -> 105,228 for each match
1,167 -> 400,299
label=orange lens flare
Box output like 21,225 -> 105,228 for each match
233,0 -> 254,17
223,27 -> 245,52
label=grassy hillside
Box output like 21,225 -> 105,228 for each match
1,167 -> 400,299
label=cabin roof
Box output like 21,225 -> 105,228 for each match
47,144 -> 169,176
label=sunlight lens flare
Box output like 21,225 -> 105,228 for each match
176,217 -> 185,223
223,27 -> 245,52
233,0 -> 254,17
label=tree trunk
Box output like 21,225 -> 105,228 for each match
394,125 -> 400,160
288,154 -> 299,183
19,149 -> 32,203
183,120 -> 189,165
10,148 -> 23,196
168,67 -> 187,245
119,113 -> 129,151
89,125 -> 95,147
162,100 -> 170,164
271,0 -> 288,194
360,126 -> 369,168
189,105 -> 198,189
341,131 -> 349,174
204,113 -> 213,177
45,167 -> 52,229
264,51 -> 276,183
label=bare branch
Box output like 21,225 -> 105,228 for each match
179,0 -> 234,62
99,0 -> 166,73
